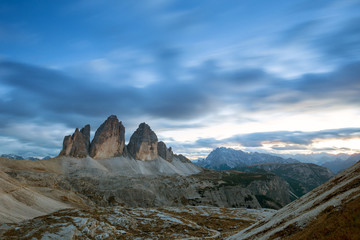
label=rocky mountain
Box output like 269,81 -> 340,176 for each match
157,141 -> 174,162
227,160 -> 360,240
235,163 -> 334,198
127,122 -> 158,160
196,147 -> 299,170
0,155 -> 292,225
59,124 -> 90,158
322,153 -> 360,173
59,116 -> 178,164
90,115 -> 125,159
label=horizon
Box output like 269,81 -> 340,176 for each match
0,0 -> 359,159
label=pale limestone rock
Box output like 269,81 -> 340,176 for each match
90,115 -> 125,159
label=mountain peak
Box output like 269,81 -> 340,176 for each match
196,147 -> 298,170
59,124 -> 90,158
127,122 -> 158,160
58,116 -> 188,162
157,141 -> 174,162
89,115 -> 125,159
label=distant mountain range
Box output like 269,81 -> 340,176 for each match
195,147 -> 360,175
195,147 -> 299,170
195,147 -> 334,199
273,152 -> 352,164
0,154 -> 52,161
321,153 -> 360,173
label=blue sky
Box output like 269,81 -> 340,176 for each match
0,0 -> 359,158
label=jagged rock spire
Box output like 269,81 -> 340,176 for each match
59,124 -> 90,158
58,116 -> 183,162
89,115 -> 125,159
127,122 -> 158,161
158,141 -> 174,162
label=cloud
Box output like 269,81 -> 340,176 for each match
318,17 -> 360,61
1,55 -> 359,156
1,0 -> 359,157
189,128 -> 360,149
0,58 -> 215,143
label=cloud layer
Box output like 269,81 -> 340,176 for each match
0,0 -> 359,157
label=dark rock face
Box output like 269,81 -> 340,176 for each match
157,141 -> 174,162
90,115 -> 125,159
59,124 -> 90,158
127,123 -> 158,160
236,162 -> 335,198
174,154 -> 192,163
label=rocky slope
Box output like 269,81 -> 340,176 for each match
227,160 -> 360,240
0,153 -> 294,226
236,163 -> 334,198
196,147 -> 298,170
0,157 -> 292,209
0,206 -> 275,239
0,165 -> 75,223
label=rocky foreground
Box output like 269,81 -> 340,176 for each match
0,206 -> 275,239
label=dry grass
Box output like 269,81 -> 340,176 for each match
160,207 -> 254,238
273,195 -> 360,240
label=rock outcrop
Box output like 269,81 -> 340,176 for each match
59,125 -> 90,158
127,123 -> 158,160
157,141 -> 174,162
174,154 -> 192,163
90,115 -> 125,159
58,116 -> 186,163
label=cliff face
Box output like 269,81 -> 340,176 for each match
59,116 -> 181,162
246,175 -> 291,209
127,123 -> 159,161
89,115 -> 125,159
59,124 -> 90,158
237,162 -> 334,198
157,141 -> 174,162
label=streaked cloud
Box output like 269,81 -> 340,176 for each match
0,0 -> 359,157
